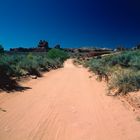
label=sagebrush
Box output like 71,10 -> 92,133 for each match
84,50 -> 140,95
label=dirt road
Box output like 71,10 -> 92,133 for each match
0,59 -> 140,140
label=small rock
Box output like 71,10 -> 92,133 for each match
30,75 -> 37,79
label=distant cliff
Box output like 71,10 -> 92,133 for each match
10,40 -> 49,52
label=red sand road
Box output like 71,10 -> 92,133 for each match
0,59 -> 140,140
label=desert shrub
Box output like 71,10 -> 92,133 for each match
129,56 -> 140,70
0,51 -> 67,79
0,58 -> 13,77
19,54 -> 41,76
108,69 -> 140,95
0,54 -> 23,77
86,58 -> 109,76
2,55 -> 25,77
0,50 -> 68,91
46,58 -> 62,69
47,48 -> 69,62
111,53 -> 131,67
106,51 -> 140,68
84,50 -> 140,94
86,50 -> 140,73
83,60 -> 89,68
0,45 -> 4,54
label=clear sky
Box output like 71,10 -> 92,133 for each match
0,0 -> 140,50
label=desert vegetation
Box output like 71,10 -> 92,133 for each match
83,50 -> 140,95
0,48 -> 69,91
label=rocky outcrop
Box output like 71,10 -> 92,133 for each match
10,40 -> 49,52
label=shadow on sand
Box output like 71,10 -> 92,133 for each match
0,77 -> 31,93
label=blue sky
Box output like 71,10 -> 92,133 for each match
0,0 -> 140,50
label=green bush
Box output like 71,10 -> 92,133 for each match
86,58 -> 109,76
0,50 -> 68,80
129,56 -> 140,70
0,58 -> 13,77
106,51 -> 140,68
108,69 -> 140,95
0,45 -> 4,54
84,50 -> 140,94
0,48 -> 68,91
47,48 -> 69,62
19,54 -> 41,76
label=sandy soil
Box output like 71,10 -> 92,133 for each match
0,59 -> 140,140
